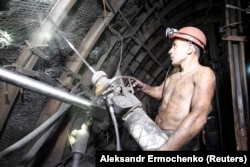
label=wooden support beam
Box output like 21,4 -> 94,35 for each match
0,0 -> 77,132
34,12 -> 115,166
36,1 -> 126,165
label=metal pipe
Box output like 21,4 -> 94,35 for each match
108,104 -> 121,151
0,67 -> 92,110
0,103 -> 71,160
16,103 -> 71,166
17,125 -> 55,167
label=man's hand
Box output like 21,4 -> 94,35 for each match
132,79 -> 145,89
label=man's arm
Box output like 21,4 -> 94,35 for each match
158,67 -> 215,150
133,79 -> 168,100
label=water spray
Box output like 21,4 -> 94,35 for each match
47,17 -> 96,74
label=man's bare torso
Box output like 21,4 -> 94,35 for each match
155,66 -> 202,130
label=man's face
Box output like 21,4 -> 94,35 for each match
168,39 -> 190,66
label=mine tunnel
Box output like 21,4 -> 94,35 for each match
0,0 -> 249,166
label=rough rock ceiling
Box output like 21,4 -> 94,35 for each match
0,0 -> 249,166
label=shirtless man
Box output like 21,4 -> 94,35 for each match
133,26 -> 216,150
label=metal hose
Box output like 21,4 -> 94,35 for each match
0,68 -> 92,160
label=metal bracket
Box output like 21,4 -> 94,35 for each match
16,65 -> 40,78
3,64 -> 39,77
63,67 -> 82,80
25,40 -> 50,60
55,68 -> 83,90
0,82 -> 9,104
226,4 -> 246,12
247,6 -> 250,14
56,79 -> 73,90
108,26 -> 123,41
219,22 -> 243,32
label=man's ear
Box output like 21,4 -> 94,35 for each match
187,44 -> 193,55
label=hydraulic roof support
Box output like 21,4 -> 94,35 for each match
224,0 -> 249,150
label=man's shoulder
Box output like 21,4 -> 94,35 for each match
198,65 -> 214,75
195,65 -> 215,82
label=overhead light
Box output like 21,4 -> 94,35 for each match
247,65 -> 250,75
0,30 -> 13,48
37,31 -> 53,42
